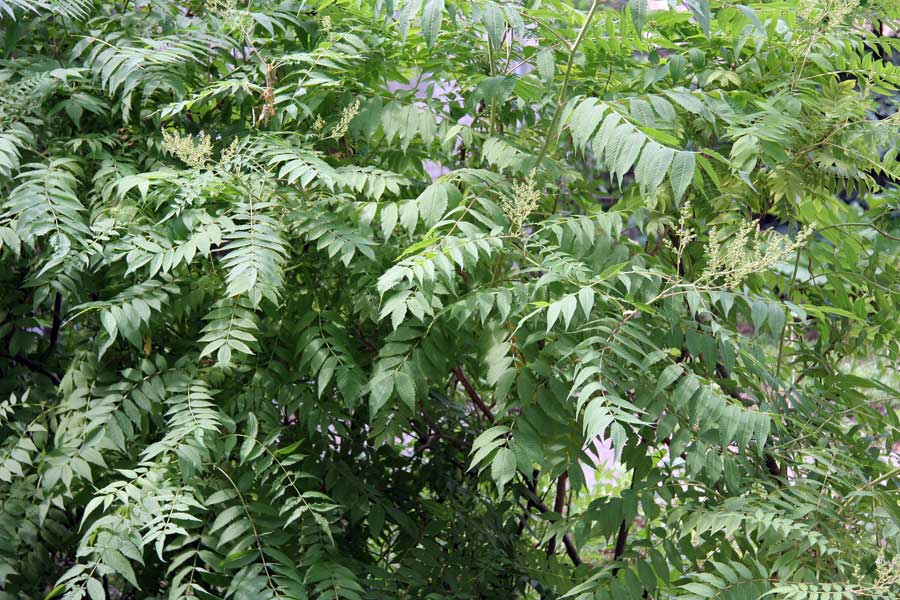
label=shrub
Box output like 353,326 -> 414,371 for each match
1,0 -> 900,598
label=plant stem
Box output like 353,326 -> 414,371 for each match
773,245 -> 803,404
487,38 -> 497,136
453,366 -> 494,423
533,0 -> 601,172
546,470 -> 568,556
517,482 -> 583,567
48,292 -> 62,355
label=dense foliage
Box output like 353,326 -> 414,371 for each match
2,0 -> 900,597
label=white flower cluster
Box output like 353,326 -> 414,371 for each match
700,221 -> 815,289
161,130 -> 213,169
329,98 -> 360,140
161,130 -> 239,173
798,0 -> 860,29
501,170 -> 541,235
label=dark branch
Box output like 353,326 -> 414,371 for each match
546,470 -> 568,556
611,471 -> 639,576
611,518 -> 629,576
48,292 -> 62,354
517,469 -> 540,535
765,453 -> 786,479
453,366 -> 494,423
516,482 -> 583,567
2,354 -> 61,385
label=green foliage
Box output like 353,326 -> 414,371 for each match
2,0 -> 900,598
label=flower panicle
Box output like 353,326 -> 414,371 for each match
161,130 -> 239,173
329,98 -> 360,140
502,170 -> 542,235
700,220 -> 815,289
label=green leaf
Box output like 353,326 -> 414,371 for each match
491,447 -> 516,493
583,400 -> 613,441
578,287 -> 594,319
318,355 -> 338,397
736,5 -> 765,35
482,2 -> 505,50
610,421 -> 626,462
560,295 -> 577,329
631,141 -> 671,197
417,181 -> 453,226
669,151 -> 696,202
421,0 -> 444,47
369,374 -> 394,416
536,48 -> 554,82
613,131 -> 645,186
394,371 -> 416,411
240,413 -> 259,463
655,364 -> 683,395
629,0 -> 648,34
381,203 -> 398,240
398,0 -> 423,41
683,0 -> 712,36
547,301 -> 562,333
103,549 -> 138,588
86,578 -> 105,600
681,582 -> 717,597
44,585 -> 67,600
472,425 -> 510,449
751,299 -> 769,332
570,99 -> 607,151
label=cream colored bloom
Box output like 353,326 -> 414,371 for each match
161,130 -> 239,174
329,99 -> 360,139
701,221 -> 815,289
502,170 -> 541,235
162,130 -> 213,169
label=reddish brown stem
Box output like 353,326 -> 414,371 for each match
547,471 -> 568,556
453,366 -> 494,423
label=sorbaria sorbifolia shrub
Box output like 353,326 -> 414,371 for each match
2,0 -> 900,598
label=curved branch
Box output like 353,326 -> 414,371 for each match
516,482 -> 583,567
1,354 -> 61,385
